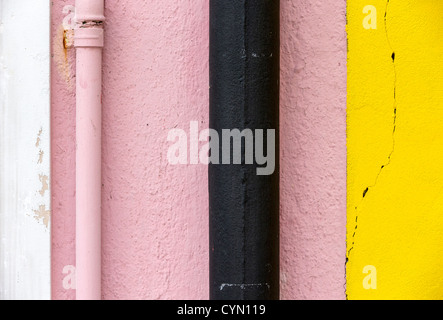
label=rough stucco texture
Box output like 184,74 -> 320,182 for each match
280,0 -> 347,299
51,0 -> 347,300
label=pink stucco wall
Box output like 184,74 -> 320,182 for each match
51,0 -> 347,300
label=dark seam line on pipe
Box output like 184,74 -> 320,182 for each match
241,0 -> 248,301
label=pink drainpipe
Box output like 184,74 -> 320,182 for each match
74,0 -> 105,300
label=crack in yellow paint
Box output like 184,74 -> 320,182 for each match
347,0 -> 443,299
347,0 -> 399,261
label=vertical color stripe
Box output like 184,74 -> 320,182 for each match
0,0 -> 51,299
347,0 -> 443,299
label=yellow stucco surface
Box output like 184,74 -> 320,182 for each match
347,0 -> 443,299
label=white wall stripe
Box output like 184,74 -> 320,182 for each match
0,0 -> 51,300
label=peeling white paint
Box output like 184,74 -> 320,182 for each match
0,0 -> 51,300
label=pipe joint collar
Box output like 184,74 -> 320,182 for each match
74,28 -> 104,48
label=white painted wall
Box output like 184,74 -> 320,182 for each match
0,0 -> 51,300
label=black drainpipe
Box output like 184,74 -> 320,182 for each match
209,0 -> 280,300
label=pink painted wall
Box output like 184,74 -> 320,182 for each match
51,0 -> 347,300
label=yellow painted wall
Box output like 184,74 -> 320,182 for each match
347,0 -> 443,299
